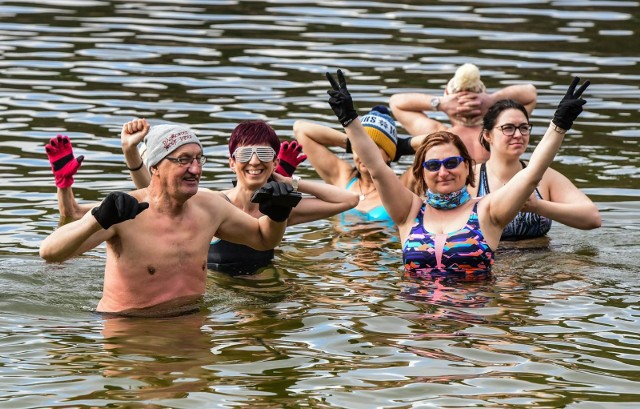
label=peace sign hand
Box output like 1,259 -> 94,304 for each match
552,77 -> 591,131
326,69 -> 358,127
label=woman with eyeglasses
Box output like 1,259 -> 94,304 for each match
471,99 -> 601,240
326,69 -> 592,283
47,119 -> 358,275
206,120 -> 358,273
389,63 -> 538,164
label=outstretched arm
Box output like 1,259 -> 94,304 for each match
327,70 -> 418,224
271,173 -> 359,225
40,192 -> 149,262
293,120 -> 355,187
121,118 -> 152,188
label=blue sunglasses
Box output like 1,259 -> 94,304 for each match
423,156 -> 465,172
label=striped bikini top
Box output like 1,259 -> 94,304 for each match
402,201 -> 494,282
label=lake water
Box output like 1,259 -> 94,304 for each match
1,0 -> 639,407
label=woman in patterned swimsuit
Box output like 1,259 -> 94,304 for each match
471,99 -> 601,241
325,70 -> 592,283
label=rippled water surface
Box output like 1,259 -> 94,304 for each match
1,0 -> 639,407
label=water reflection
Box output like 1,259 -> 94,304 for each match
100,313 -> 212,401
0,0 -> 639,406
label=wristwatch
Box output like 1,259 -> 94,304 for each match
551,123 -> 567,134
430,97 -> 440,111
291,175 -> 300,192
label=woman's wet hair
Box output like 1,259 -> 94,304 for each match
480,99 -> 529,152
412,131 -> 475,197
229,120 -> 281,155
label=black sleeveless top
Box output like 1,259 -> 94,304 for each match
208,239 -> 274,274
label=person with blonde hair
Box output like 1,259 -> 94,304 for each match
326,69 -> 590,283
389,63 -> 537,163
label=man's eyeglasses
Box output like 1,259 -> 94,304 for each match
165,155 -> 207,167
423,156 -> 465,172
495,123 -> 532,137
232,146 -> 276,163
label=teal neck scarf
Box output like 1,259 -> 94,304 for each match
426,186 -> 471,210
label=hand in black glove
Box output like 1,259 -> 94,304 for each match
251,181 -> 302,222
91,192 -> 149,229
326,69 -> 358,127
552,77 -> 590,131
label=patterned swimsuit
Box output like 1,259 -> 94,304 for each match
403,201 -> 494,283
477,162 -> 552,240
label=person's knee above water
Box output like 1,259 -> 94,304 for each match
293,106 -> 404,223
326,68 -> 591,283
471,99 -> 601,240
39,120 -> 299,316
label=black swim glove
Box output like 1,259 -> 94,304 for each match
91,192 -> 149,229
326,69 -> 358,128
251,181 -> 302,222
552,77 -> 590,131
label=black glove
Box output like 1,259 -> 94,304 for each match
394,137 -> 414,161
552,77 -> 590,131
250,181 -> 302,222
326,69 -> 358,127
91,192 -> 149,229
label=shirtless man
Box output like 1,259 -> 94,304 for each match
40,121 -> 297,317
389,63 -> 537,164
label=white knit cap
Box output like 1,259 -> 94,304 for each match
143,124 -> 202,171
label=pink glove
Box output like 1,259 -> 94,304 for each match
45,134 -> 84,189
275,140 -> 307,177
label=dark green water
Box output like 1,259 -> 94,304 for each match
0,1 -> 639,407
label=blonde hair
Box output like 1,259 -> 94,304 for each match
446,63 -> 486,94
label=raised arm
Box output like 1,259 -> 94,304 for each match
486,84 -> 537,115
271,172 -> 359,225
121,118 -> 152,189
327,70 -> 417,224
292,120 -> 355,187
389,92 -> 447,137
485,78 -> 590,232
45,135 -> 96,222
40,192 -> 149,262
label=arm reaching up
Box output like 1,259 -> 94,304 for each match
46,134 -> 84,189
121,118 -> 152,188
